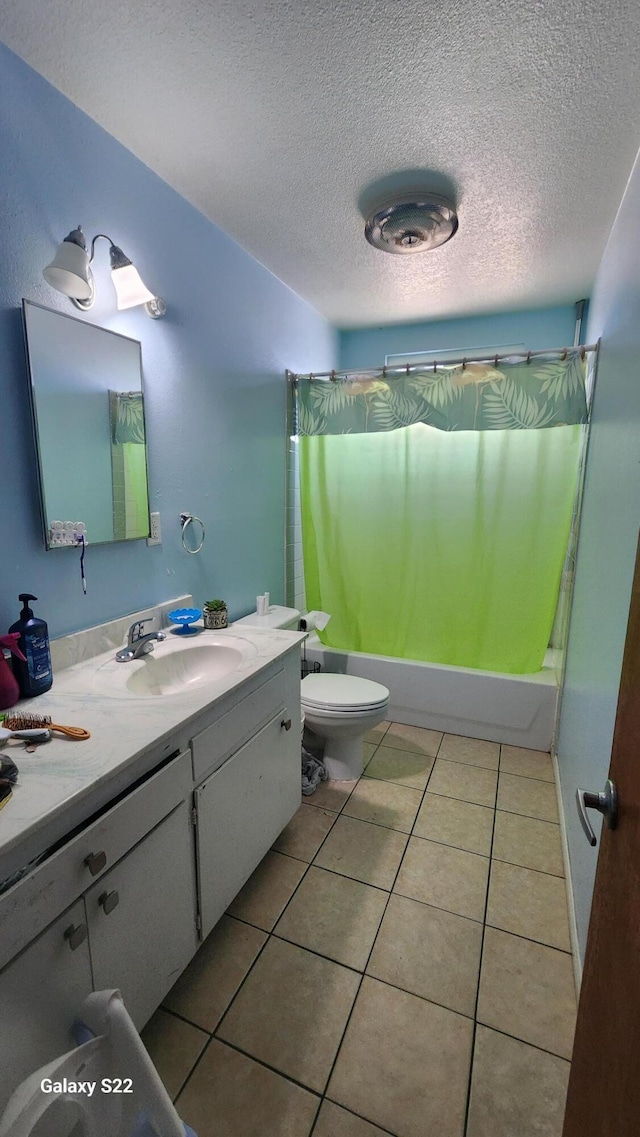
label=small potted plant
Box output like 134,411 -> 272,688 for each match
203,598 -> 228,630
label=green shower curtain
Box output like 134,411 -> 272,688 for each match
300,423 -> 582,674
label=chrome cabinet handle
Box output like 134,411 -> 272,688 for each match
64,923 -> 88,951
98,889 -> 119,915
576,779 -> 618,847
84,850 -> 107,876
281,718 -> 292,731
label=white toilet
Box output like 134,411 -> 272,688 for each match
300,672 -> 390,780
233,605 -> 390,780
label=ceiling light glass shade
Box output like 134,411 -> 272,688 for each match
43,227 -> 93,299
109,244 -> 155,309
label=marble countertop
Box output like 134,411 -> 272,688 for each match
0,622 -> 305,874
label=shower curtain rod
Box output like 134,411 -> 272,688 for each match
287,343 -> 598,383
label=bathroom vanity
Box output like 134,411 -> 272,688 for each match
0,604 -> 304,1114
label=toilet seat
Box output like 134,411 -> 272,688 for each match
301,673 -> 389,712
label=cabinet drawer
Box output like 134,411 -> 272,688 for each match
0,749 -> 192,968
191,665 -> 286,783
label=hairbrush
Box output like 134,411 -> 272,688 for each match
2,712 -> 90,740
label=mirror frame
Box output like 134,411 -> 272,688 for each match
22,299 -> 151,550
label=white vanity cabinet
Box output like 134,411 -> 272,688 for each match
0,750 -> 197,1112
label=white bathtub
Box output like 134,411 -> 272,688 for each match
302,634 -> 559,752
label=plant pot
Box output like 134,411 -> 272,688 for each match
203,608 -> 228,630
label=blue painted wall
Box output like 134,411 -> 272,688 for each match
339,305 -> 581,368
557,142 -> 640,964
0,44 -> 336,638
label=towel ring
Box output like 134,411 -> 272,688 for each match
180,512 -> 206,555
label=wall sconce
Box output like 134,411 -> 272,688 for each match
43,226 -> 166,318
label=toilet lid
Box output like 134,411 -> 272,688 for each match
301,673 -> 389,710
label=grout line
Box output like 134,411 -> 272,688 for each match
498,767 -> 557,785
471,1021 -> 573,1064
461,748 -> 500,1135
317,1099 -> 400,1137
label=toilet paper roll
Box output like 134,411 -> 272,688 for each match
303,610 -> 332,631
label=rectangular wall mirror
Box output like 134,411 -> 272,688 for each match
22,300 -> 151,549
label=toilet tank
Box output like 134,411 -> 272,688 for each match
233,605 -> 300,631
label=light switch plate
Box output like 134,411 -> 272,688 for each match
147,512 -> 162,546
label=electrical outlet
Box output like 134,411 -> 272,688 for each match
147,512 -> 162,546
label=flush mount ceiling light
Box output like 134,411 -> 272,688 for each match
364,194 -> 458,254
43,226 -> 166,318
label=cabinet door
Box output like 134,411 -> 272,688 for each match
196,711 -> 300,938
0,899 -> 93,1116
86,801 -> 198,1029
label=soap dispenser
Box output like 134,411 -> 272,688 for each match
8,594 -> 53,698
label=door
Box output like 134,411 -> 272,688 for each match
196,711 -> 300,938
563,532 -> 640,1136
0,899 -> 93,1115
86,801 -> 198,1029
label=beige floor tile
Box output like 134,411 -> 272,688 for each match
176,1038 -> 318,1137
328,976 -> 473,1137
342,777 -> 423,833
487,861 -> 571,951
467,1025 -> 570,1137
141,1008 -> 208,1101
305,778 -> 357,812
272,803 -> 338,861
428,759 -> 497,807
477,927 -> 577,1059
217,938 -> 360,1093
500,744 -> 554,782
163,915 -> 267,1032
227,850 -> 307,931
364,720 -> 391,744
414,793 -> 494,856
439,734 -> 500,770
381,722 -> 443,756
493,811 -> 564,876
274,866 -> 387,970
314,814 -> 409,889
364,745 -> 435,790
314,1100 -> 390,1136
497,773 -> 559,822
367,894 -> 482,1017
394,836 -> 489,921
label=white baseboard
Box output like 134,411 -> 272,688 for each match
553,749 -> 583,997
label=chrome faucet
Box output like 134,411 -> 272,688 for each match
115,618 -> 166,662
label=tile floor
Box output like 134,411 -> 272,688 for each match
142,723 -> 577,1137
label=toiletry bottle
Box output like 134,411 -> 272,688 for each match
0,634 -> 27,711
9,594 -> 53,698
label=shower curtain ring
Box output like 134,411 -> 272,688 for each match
330,370 -> 337,382
494,355 -> 499,368
526,351 -> 532,364
406,364 -> 410,375
580,346 -> 586,360
561,348 -> 568,361
462,358 -> 467,371
382,366 -> 387,378
433,360 -> 437,373
309,373 -> 315,383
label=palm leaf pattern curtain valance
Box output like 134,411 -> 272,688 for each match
296,351 -> 588,435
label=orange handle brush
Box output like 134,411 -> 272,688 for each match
3,713 -> 90,740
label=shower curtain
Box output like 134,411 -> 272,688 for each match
297,353 -> 587,674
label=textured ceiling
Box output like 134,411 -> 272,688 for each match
2,0 -> 640,328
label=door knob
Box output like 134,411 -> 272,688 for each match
98,889 -> 119,915
576,779 -> 618,847
64,923 -> 88,951
84,850 -> 107,875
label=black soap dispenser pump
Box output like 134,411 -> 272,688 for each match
9,594 -> 53,697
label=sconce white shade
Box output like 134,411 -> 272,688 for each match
111,262 -> 156,310
43,228 -> 93,300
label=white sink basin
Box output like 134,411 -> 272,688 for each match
92,633 -> 257,698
